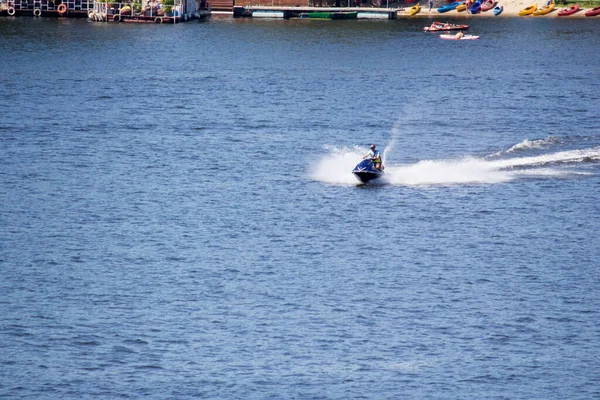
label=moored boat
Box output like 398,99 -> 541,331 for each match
456,3 -> 467,11
437,1 -> 463,12
423,21 -> 469,31
533,2 -> 555,14
518,4 -> 537,15
585,6 -> 600,16
302,11 -> 334,18
480,0 -> 495,11
493,4 -> 503,14
331,11 -> 358,19
470,0 -> 481,13
557,4 -> 580,15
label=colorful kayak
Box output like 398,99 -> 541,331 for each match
408,3 -> 421,15
437,1 -> 463,12
558,4 -> 580,15
470,0 -> 481,13
440,33 -> 480,40
456,3 -> 467,11
493,4 -> 503,14
533,2 -> 555,14
423,21 -> 469,31
518,4 -> 537,15
480,0 -> 495,11
585,6 -> 600,16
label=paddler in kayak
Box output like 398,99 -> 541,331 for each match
363,144 -> 384,171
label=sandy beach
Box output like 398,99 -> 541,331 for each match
399,1 -> 596,17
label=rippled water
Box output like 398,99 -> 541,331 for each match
1,16 -> 600,399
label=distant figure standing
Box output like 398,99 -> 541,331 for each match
428,0 -> 433,12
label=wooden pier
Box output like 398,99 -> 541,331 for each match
233,5 -> 398,19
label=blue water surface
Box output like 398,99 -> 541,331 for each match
1,16 -> 599,399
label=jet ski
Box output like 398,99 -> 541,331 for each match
352,159 -> 384,184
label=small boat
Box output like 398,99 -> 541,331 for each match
585,6 -> 600,16
558,4 -> 580,15
437,1 -> 463,12
518,4 -> 537,15
352,159 -> 384,184
408,3 -> 421,15
302,11 -> 334,18
480,0 -> 495,11
331,11 -> 358,19
456,3 -> 467,11
470,1 -> 481,13
532,2 -> 554,14
440,33 -> 480,40
493,4 -> 503,14
423,21 -> 469,31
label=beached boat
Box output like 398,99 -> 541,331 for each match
409,3 -> 421,15
533,2 -> 555,14
470,1 -> 481,13
493,4 -> 503,14
584,6 -> 600,16
423,21 -> 469,31
480,0 -> 495,11
558,4 -> 580,15
440,33 -> 480,40
518,4 -> 537,15
437,1 -> 463,12
456,3 -> 467,11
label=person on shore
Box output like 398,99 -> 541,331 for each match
428,0 -> 433,12
363,144 -> 383,171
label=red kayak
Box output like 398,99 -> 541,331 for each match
585,6 -> 600,16
558,4 -> 580,15
423,22 -> 469,32
480,0 -> 495,11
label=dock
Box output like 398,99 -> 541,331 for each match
233,5 -> 399,19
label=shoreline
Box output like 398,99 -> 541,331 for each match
398,1 -> 597,18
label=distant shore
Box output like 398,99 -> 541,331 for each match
397,1 -> 597,17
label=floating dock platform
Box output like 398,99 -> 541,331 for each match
233,5 -> 398,19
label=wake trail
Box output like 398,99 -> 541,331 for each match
312,144 -> 600,186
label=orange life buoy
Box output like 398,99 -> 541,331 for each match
57,3 -> 67,14
7,6 -> 16,15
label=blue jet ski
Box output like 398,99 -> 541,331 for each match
352,159 -> 384,184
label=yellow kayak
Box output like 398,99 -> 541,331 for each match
519,3 -> 537,15
409,4 -> 421,15
456,3 -> 467,11
532,2 -> 554,14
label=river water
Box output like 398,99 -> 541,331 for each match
1,15 -> 599,399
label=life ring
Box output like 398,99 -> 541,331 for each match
7,6 -> 15,15
57,3 -> 67,14
154,16 -> 163,23
113,14 -> 121,21
33,8 -> 41,16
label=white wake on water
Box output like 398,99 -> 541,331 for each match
311,145 -> 600,186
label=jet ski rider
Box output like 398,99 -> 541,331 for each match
363,144 -> 383,171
